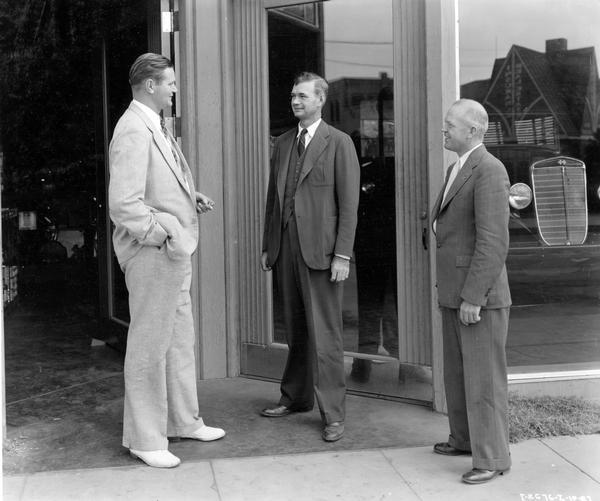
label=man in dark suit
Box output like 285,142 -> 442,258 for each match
109,53 -> 224,468
431,99 -> 512,484
260,72 -> 360,442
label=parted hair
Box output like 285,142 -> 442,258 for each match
129,53 -> 173,87
294,72 -> 329,101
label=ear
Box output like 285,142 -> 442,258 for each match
145,78 -> 155,94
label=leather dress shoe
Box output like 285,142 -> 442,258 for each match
462,468 -> 508,484
322,421 -> 344,442
129,449 -> 180,468
260,405 -> 311,417
433,442 -> 471,456
180,425 -> 226,442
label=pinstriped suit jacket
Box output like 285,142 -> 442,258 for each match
431,145 -> 512,309
109,102 -> 198,268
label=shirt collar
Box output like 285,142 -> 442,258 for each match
132,99 -> 161,132
297,118 -> 322,141
457,142 -> 482,168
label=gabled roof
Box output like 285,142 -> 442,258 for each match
461,79 -> 489,103
485,45 -> 579,136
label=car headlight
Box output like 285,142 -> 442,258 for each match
509,183 -> 532,210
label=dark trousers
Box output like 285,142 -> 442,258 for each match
441,306 -> 511,471
274,217 -> 346,424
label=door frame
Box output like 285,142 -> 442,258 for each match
234,0 -> 450,405
96,0 -> 169,347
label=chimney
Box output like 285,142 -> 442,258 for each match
546,38 -> 567,55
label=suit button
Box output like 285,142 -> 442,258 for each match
436,243 -> 441,248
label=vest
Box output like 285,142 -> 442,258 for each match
282,137 -> 307,227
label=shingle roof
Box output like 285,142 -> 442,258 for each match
506,45 -> 578,136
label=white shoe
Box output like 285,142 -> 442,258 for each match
129,449 -> 181,468
181,425 -> 226,442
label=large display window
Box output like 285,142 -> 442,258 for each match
459,0 -> 600,370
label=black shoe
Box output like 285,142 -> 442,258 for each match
260,405 -> 312,417
350,358 -> 372,383
433,442 -> 471,456
462,468 -> 508,484
322,421 -> 345,442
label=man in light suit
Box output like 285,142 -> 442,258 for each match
431,99 -> 512,484
109,53 -> 224,468
260,72 -> 360,442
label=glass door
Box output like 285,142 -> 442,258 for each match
242,0 -> 432,403
96,0 -> 166,347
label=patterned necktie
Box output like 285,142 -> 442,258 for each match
297,128 -> 308,156
160,116 -> 189,191
160,116 -> 180,166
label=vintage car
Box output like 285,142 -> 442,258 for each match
490,145 -> 600,305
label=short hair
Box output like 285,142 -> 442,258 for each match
453,98 -> 489,137
129,53 -> 173,87
294,72 -> 329,101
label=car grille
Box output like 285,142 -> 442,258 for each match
531,156 -> 588,246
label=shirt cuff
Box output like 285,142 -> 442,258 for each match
335,254 -> 351,260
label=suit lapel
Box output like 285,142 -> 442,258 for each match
297,121 -> 329,187
129,103 -> 191,197
439,145 -> 485,212
164,128 -> 194,199
276,130 -> 296,212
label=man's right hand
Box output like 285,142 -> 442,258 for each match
260,252 -> 271,272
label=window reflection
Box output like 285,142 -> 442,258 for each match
459,0 -> 600,368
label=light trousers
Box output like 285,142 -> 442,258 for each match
122,245 -> 202,451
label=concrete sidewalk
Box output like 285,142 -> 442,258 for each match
5,434 -> 599,501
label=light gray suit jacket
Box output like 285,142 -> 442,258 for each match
109,102 -> 198,267
431,145 -> 512,309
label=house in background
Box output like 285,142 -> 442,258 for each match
462,38 -> 600,167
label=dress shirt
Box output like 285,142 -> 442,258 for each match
442,143 -> 483,203
296,118 -> 321,148
132,100 -> 168,148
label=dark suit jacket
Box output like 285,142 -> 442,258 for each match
262,120 -> 360,270
431,145 -> 512,309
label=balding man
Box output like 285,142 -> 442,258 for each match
431,99 -> 512,484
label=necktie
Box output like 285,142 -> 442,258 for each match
297,128 -> 308,156
160,117 -> 188,189
160,117 -> 180,166
442,158 -> 461,204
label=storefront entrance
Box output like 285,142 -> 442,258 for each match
1,0 -> 177,346
1,0 -> 168,420
239,0 -> 433,404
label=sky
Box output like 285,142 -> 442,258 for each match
459,0 -> 600,84
320,0 -> 600,84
